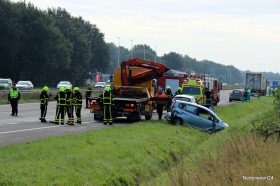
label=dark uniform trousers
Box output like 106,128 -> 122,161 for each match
157,104 -> 165,120
10,98 -> 18,115
55,105 -> 66,124
75,105 -> 82,123
103,104 -> 113,124
40,104 -> 47,121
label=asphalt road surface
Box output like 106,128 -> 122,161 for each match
0,90 -> 234,147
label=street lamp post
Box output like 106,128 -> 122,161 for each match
117,37 -> 120,67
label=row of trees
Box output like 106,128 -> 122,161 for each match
1,1 -> 279,87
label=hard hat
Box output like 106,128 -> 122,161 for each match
66,86 -> 71,90
105,86 -> 111,92
178,87 -> 182,90
43,86 -> 49,91
74,87 -> 79,91
59,87 -> 65,92
166,86 -> 171,89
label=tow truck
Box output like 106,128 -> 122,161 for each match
89,58 -> 169,122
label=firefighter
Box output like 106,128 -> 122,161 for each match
85,83 -> 92,108
73,87 -> 83,124
174,87 -> 182,97
165,86 -> 173,112
8,82 -> 20,116
39,86 -> 51,122
98,86 -> 114,125
65,86 -> 74,125
154,88 -> 167,120
54,87 -> 67,125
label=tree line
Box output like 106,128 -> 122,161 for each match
1,0 -> 279,87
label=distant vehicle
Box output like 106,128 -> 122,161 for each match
229,89 -> 244,102
172,94 -> 198,104
166,100 -> 228,133
245,73 -> 267,96
57,81 -> 72,89
16,81 -> 34,90
0,78 -> 12,90
94,82 -> 106,88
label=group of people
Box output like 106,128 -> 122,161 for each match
154,86 -> 182,120
39,86 -> 83,125
242,88 -> 251,102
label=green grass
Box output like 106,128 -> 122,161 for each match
0,96 -> 278,185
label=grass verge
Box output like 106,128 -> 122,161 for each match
0,96 -> 277,185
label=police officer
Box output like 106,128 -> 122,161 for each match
174,87 -> 182,97
39,86 -> 51,122
8,82 -> 20,116
73,87 -> 83,124
85,83 -> 92,108
98,86 -> 114,125
65,86 -> 74,125
54,87 -> 67,125
165,86 -> 173,112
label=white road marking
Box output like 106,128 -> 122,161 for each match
7,123 -> 19,125
0,126 -> 61,135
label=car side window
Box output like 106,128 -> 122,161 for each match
198,108 -> 214,121
184,105 -> 198,115
178,103 -> 186,109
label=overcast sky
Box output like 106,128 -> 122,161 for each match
12,0 -> 280,73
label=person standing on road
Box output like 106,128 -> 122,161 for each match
154,89 -> 167,120
65,86 -> 74,125
8,82 -> 20,116
98,86 -> 114,125
73,87 -> 83,124
39,86 -> 51,122
85,83 -> 92,108
165,86 -> 173,112
54,87 -> 67,125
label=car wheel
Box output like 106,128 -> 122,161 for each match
174,118 -> 183,125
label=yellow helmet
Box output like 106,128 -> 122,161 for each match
74,87 -> 79,91
178,87 -> 182,91
105,86 -> 111,92
59,87 -> 65,92
66,86 -> 71,90
42,86 -> 49,91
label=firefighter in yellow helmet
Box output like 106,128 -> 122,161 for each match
98,86 -> 114,125
39,86 -> 51,122
65,86 -> 74,125
174,87 -> 182,97
165,86 -> 173,112
54,87 -> 66,125
73,87 -> 83,124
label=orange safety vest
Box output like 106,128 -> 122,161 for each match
155,92 -> 167,104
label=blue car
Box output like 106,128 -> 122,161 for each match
166,100 -> 228,133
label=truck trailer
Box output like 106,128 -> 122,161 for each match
245,73 -> 267,96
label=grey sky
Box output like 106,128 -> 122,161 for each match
13,0 -> 280,73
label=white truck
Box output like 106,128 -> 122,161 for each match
245,73 -> 267,96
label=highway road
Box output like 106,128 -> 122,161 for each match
0,90 -> 234,147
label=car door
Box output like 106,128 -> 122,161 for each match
196,107 -> 216,131
181,104 -> 201,129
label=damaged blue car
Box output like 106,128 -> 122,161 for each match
165,100 -> 228,133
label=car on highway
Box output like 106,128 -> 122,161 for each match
166,100 -> 229,133
16,81 -> 34,90
94,82 -> 106,88
229,89 -> 244,102
57,81 -> 72,89
0,78 -> 12,90
172,94 -> 198,104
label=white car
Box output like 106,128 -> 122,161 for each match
94,82 -> 106,88
172,94 -> 198,104
16,81 -> 34,90
57,81 -> 72,89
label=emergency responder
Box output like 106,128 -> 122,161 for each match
85,83 -> 92,108
165,86 -> 173,112
98,86 -> 114,125
65,86 -> 74,125
39,86 -> 51,122
174,87 -> 182,97
8,82 -> 20,116
154,89 -> 167,120
73,87 -> 83,124
54,87 -> 67,125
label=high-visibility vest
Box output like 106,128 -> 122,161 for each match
155,93 -> 167,104
10,89 -> 19,99
40,91 -> 48,105
73,92 -> 83,106
103,93 -> 112,105
57,92 -> 66,105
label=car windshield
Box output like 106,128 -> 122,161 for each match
182,87 -> 201,95
0,80 -> 8,83
232,90 -> 241,95
59,82 -> 70,85
96,82 -> 105,85
17,82 -> 29,85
